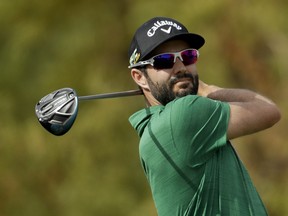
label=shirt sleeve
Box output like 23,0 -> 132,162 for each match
169,95 -> 230,167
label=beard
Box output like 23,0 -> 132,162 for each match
145,72 -> 199,106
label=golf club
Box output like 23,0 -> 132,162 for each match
35,88 -> 143,136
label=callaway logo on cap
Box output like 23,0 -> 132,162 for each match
146,20 -> 182,37
128,16 -> 205,68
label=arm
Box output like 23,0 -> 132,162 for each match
198,81 -> 281,140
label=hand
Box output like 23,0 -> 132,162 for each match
198,80 -> 221,98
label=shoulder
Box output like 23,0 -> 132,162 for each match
167,95 -> 230,124
169,95 -> 229,112
129,106 -> 164,134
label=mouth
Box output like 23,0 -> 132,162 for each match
171,73 -> 193,83
170,73 -> 199,96
176,77 -> 192,83
169,74 -> 196,93
174,78 -> 193,87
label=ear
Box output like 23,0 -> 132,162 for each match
131,69 -> 149,89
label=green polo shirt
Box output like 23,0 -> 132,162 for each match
129,95 -> 268,216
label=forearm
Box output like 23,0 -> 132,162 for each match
198,80 -> 281,139
198,81 -> 275,105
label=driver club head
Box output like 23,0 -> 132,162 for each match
35,88 -> 79,136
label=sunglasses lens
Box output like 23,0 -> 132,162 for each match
153,54 -> 175,69
182,49 -> 198,65
151,49 -> 198,69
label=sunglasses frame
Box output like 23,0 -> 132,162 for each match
128,48 -> 199,69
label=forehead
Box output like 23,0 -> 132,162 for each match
152,40 -> 190,55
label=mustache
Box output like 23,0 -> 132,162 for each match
169,73 -> 194,85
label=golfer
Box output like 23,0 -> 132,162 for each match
128,17 -> 281,216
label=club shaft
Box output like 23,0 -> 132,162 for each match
78,89 -> 143,101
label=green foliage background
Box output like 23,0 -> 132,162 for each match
0,0 -> 288,215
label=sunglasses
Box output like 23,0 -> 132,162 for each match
129,49 -> 199,70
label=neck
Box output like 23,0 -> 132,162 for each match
143,90 -> 162,107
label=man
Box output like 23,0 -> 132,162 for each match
128,17 -> 281,216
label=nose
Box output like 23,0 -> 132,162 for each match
172,57 -> 186,74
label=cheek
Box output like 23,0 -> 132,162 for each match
147,70 -> 171,83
